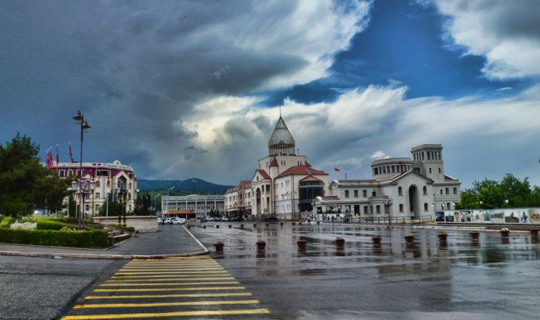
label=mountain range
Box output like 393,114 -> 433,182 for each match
137,178 -> 232,195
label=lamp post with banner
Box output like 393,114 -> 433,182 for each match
384,197 -> 394,228
73,110 -> 91,229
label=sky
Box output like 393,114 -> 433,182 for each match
1,0 -> 540,188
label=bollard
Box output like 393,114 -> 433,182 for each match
317,221 -> 320,225
372,235 -> 382,247
404,233 -> 414,246
470,230 -> 480,240
280,222 -> 283,226
266,223 -> 269,227
256,240 -> 266,251
500,228 -> 510,238
240,224 -> 244,228
531,228 -> 539,238
203,225 -> 206,229
187,225 -> 191,229
216,225 -> 220,229
254,224 -> 257,228
335,237 -> 345,248
438,232 -> 448,244
229,225 -> 232,229
297,239 -> 307,250
214,242 -> 224,252
292,222 -> 296,226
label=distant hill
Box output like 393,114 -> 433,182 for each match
138,178 -> 233,195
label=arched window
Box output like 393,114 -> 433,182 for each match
398,186 -> 403,196
423,186 -> 427,195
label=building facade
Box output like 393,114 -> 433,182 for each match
51,160 -> 138,217
162,194 -> 225,219
225,116 -> 329,220
313,144 -> 461,222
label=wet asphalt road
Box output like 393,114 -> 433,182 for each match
191,222 -> 540,320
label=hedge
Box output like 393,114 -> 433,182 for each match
0,217 -> 13,229
36,221 -> 75,231
110,224 -> 136,233
0,229 -> 108,248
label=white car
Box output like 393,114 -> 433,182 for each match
164,218 -> 172,224
171,217 -> 186,225
157,217 -> 163,224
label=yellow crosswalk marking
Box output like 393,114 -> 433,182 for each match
114,271 -> 228,275
85,292 -> 253,300
100,281 -> 240,286
74,299 -> 260,309
61,308 -> 271,319
95,286 -> 246,292
118,268 -> 224,272
106,277 -> 234,282
110,274 -> 230,279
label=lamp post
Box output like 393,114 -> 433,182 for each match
70,179 -> 96,228
73,110 -> 91,229
384,197 -> 394,228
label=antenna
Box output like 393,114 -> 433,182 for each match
279,106 -> 282,118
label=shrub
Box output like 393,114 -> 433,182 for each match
0,228 -> 109,248
110,224 -> 135,233
36,221 -> 74,231
0,217 -> 13,229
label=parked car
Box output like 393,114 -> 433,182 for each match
171,217 -> 186,225
157,217 -> 163,224
164,218 -> 172,224
265,216 -> 279,222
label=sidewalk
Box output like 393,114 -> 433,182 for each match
0,225 -> 207,260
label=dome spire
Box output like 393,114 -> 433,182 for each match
268,111 -> 295,155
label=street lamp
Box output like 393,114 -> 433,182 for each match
73,110 -> 90,229
383,197 -> 393,228
505,199 -> 509,208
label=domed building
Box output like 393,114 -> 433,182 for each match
225,115 -> 329,220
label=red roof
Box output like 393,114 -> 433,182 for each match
256,169 -> 271,179
276,164 -> 327,178
299,175 -> 322,182
305,160 -> 312,168
269,158 -> 279,167
240,180 -> 251,187
444,174 -> 457,181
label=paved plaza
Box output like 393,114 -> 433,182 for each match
191,222 -> 540,320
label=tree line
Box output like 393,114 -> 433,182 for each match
456,174 -> 540,209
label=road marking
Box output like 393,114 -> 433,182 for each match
110,274 -> 230,279
114,271 -> 228,275
85,292 -> 253,300
118,268 -> 224,272
61,309 -> 271,319
105,277 -> 235,282
74,299 -> 260,309
100,281 -> 240,286
95,286 -> 246,292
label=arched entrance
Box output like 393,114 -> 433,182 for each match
408,185 -> 419,219
256,188 -> 262,216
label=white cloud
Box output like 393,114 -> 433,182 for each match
184,84 -> 540,186
428,0 -> 540,79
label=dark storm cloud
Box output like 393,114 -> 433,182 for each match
0,0 -> 371,182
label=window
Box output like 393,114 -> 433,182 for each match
439,168 -> 442,174
440,189 -> 443,195
68,170 -> 73,177
345,190 -> 349,198
423,186 -> 427,196
398,187 -> 403,196
372,191 -> 376,197
59,170 -> 65,177
429,168 -> 432,174
354,190 -> 358,198
445,188 -> 449,195
399,204 -> 404,213
96,204 -> 100,211
424,203 -> 428,211
453,188 -> 457,195
85,204 -> 90,211
376,205 -> 381,214
363,190 -> 367,197
96,193 -> 100,199
364,206 -> 369,214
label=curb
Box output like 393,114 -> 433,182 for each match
0,227 -> 210,260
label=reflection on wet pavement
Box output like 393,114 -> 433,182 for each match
191,223 -> 540,319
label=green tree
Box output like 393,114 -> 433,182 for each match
455,189 -> 480,209
500,173 -> 532,207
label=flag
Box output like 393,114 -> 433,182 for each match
55,144 -> 59,165
69,142 -> 74,164
46,147 -> 53,169
334,167 -> 341,172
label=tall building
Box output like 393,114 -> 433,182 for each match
313,144 -> 461,222
225,116 -> 329,220
51,161 -> 138,217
